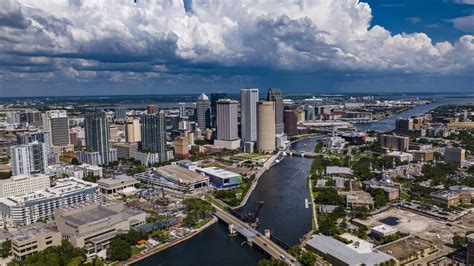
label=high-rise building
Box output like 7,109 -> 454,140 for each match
178,102 -> 186,117
257,101 -> 276,153
240,88 -> 259,143
141,111 -> 167,162
174,136 -> 189,159
267,88 -> 284,134
147,105 -> 158,114
114,108 -> 126,121
43,110 -> 71,153
125,117 -> 141,143
395,118 -> 414,132
10,142 -> 48,176
6,112 -> 21,125
196,93 -> 211,131
25,110 -> 43,127
444,147 -> 466,167
304,105 -> 315,121
295,109 -> 305,123
379,135 -> 409,151
214,99 -> 240,150
210,92 -> 227,128
85,110 -> 112,165
283,110 -> 298,136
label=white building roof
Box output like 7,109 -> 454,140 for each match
197,167 -> 240,178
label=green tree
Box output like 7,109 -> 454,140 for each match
71,158 -> 80,165
373,188 -> 388,208
258,258 -> 287,266
107,238 -> 132,261
0,240 -> 11,258
299,251 -> 317,266
453,233 -> 467,249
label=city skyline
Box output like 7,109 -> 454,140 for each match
0,0 -> 473,97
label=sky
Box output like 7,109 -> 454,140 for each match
0,0 -> 473,97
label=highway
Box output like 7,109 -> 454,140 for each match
214,207 -> 299,265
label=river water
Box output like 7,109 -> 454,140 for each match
135,138 -> 317,265
356,96 -> 474,132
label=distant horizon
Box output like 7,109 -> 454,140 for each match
1,91 -> 473,100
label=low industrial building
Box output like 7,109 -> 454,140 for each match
97,175 -> 139,194
306,234 -> 395,266
386,151 -> 413,162
325,166 -> 353,177
11,223 -> 61,260
55,201 -> 146,257
370,225 -> 398,240
431,185 -> 474,207
0,177 -> 102,227
376,236 -> 437,265
340,191 -> 374,209
196,167 -> 242,189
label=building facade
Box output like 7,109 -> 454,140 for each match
240,88 -> 259,143
85,110 -> 112,164
196,93 -> 211,131
267,88 -> 284,135
125,118 -> 141,143
257,101 -> 276,153
0,178 -> 102,227
141,111 -> 167,162
10,142 -> 48,176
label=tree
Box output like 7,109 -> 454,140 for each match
453,233 -> 467,249
373,188 -> 388,208
83,174 -> 98,183
150,230 -> 169,241
299,251 -> 317,266
258,258 -> 287,266
0,240 -> 11,258
71,158 -> 80,165
107,238 -> 132,261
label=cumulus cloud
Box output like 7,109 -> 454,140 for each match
0,0 -> 473,85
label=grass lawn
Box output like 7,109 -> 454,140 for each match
131,246 -> 146,256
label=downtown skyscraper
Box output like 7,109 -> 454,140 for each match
84,110 -> 111,164
214,99 -> 240,150
267,88 -> 284,135
141,111 -> 167,162
240,88 -> 259,143
196,93 -> 211,131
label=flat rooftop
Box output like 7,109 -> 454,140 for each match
376,236 -> 434,260
197,167 -> 240,178
326,166 -> 352,175
156,165 -> 208,184
97,175 -> 138,186
306,234 -> 394,265
63,206 -> 118,226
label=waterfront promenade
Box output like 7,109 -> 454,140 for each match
126,217 -> 218,265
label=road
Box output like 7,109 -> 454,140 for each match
214,207 -> 299,265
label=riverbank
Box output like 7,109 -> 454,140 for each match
126,217 -> 218,265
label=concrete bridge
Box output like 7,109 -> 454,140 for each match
286,150 -> 319,158
214,208 -> 299,265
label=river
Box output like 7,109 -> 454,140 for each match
135,138 -> 317,265
356,96 -> 474,132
